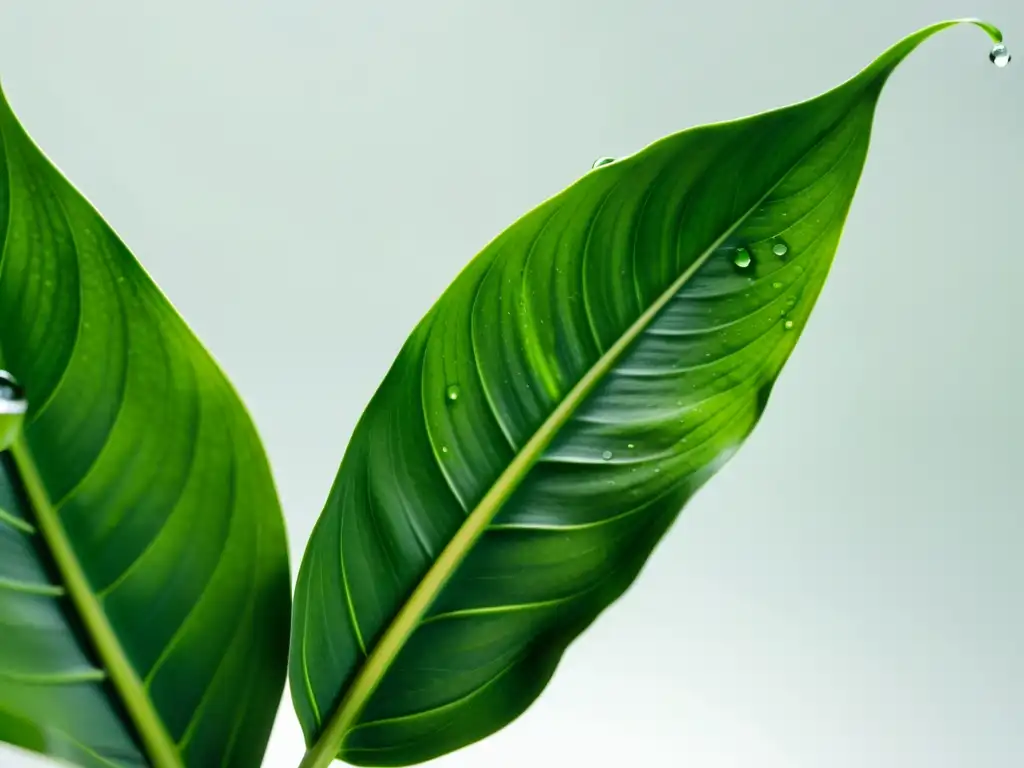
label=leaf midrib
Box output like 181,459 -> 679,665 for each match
9,435 -> 183,768
300,84 -> 877,767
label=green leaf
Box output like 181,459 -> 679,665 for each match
0,83 -> 291,766
291,19 -> 1004,768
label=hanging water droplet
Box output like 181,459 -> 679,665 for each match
0,371 -> 27,451
783,320 -> 794,331
445,384 -> 460,402
601,450 -> 613,461
592,157 -> 616,169
0,371 -> 26,414
990,43 -> 1011,68
772,241 -> 789,257
733,247 -> 752,269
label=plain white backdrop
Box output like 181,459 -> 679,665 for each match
0,1 -> 1021,766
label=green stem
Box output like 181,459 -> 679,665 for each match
9,434 -> 184,768
298,739 -> 333,768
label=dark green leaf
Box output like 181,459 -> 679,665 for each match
291,19 -> 1004,768
0,82 -> 291,766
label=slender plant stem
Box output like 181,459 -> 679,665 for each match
9,434 -> 184,768
298,738 -> 336,768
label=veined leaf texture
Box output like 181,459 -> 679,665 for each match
0,80 -> 291,767
290,19 -> 1007,768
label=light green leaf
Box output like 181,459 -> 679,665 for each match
291,18 -> 1006,768
0,81 -> 291,766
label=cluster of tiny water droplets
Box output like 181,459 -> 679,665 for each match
725,234 -> 796,335
573,34 -> 1010,465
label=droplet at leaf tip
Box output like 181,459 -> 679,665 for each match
990,42 -> 1011,67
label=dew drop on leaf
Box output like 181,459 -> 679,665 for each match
592,157 -> 616,169
0,370 -> 26,412
990,43 -> 1011,67
601,450 -> 613,460
733,247 -> 752,268
784,320 -> 795,330
772,241 -> 789,257
0,370 -> 27,452
445,384 -> 460,402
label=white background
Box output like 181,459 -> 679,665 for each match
0,1 -> 1021,766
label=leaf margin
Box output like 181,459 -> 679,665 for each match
0,73 -> 293,768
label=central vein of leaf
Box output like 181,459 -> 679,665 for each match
10,437 -> 184,767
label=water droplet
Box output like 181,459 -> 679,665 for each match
627,443 -> 635,449
0,371 -> 26,414
592,157 -> 616,169
441,446 -> 449,454
445,384 -> 460,402
783,320 -> 794,331
733,247 -> 752,269
990,43 -> 1011,68
772,281 -> 783,289
772,241 -> 789,257
601,450 -> 613,460
0,371 -> 27,451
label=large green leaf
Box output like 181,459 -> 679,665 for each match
0,82 -> 291,766
290,18 -> 1007,768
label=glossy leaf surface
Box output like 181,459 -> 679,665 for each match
291,20 -> 1003,767
0,83 -> 291,767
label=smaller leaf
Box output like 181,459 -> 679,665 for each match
290,18 -> 1007,768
